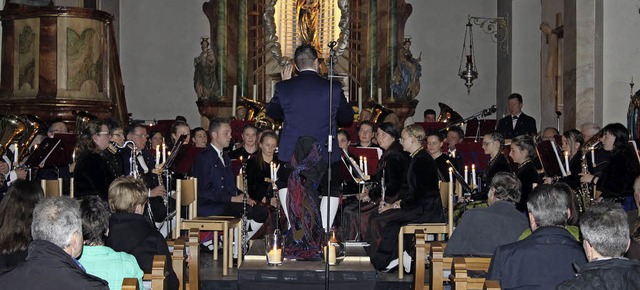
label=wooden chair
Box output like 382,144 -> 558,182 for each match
483,280 -> 501,290
184,228 -> 200,290
173,178 -> 243,276
398,181 -> 455,278
41,178 -> 63,198
142,255 -> 168,290
122,278 -> 140,290
450,256 -> 493,290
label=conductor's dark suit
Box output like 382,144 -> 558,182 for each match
496,113 -> 537,139
266,70 -> 354,163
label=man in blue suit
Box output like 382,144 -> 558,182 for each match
496,93 -> 537,139
191,118 -> 266,223
266,44 -> 354,230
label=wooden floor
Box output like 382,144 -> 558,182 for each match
197,242 -> 419,290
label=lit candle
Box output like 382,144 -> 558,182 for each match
155,145 -> 160,166
253,84 -> 257,101
359,156 -> 363,171
471,164 -> 476,186
12,143 -> 18,164
363,157 -> 368,176
324,243 -> 337,265
232,85 -> 238,117
464,165 -> 468,184
448,167 -> 454,195
271,80 -> 275,101
162,143 -> 166,163
270,162 -> 275,181
564,151 -> 570,174
377,87 -> 382,104
72,150 -> 76,163
267,247 -> 282,264
591,147 -> 595,165
358,87 -> 363,114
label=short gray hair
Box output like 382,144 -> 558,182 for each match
490,172 -> 521,203
32,197 -> 82,249
580,202 -> 629,257
526,184 -> 569,227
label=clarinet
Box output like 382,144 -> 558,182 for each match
241,159 -> 249,255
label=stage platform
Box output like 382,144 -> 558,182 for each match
198,240 -> 418,290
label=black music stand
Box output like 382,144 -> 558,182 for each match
340,149 -> 368,244
536,140 -> 566,177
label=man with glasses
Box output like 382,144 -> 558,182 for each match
123,123 -> 168,224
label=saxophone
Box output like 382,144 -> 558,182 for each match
576,152 -> 593,213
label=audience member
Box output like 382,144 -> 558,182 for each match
79,196 -> 144,290
558,203 -> 640,289
496,93 -> 537,138
105,177 -> 178,290
0,180 -> 44,269
0,196 -> 109,289
444,172 -> 528,256
487,184 -> 587,289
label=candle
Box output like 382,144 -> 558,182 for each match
471,164 -> 476,186
271,80 -> 275,101
162,143 -> 166,163
12,143 -> 18,164
377,87 -> 382,104
363,157 -> 368,176
359,156 -> 363,171
464,165 -> 468,184
267,248 -> 282,264
448,167 -> 454,194
323,244 -> 337,265
564,151 -> 570,174
232,85 -> 237,116
253,84 -> 257,101
155,145 -> 160,166
358,87 -> 363,114
591,147 -> 595,165
72,150 -> 76,163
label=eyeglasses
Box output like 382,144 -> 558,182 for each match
482,141 -> 495,146
111,133 -> 123,137
97,132 -> 110,136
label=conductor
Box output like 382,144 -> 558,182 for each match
266,44 -> 354,229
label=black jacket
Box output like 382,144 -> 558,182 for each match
106,212 -> 179,290
557,258 -> 640,290
368,142 -> 409,203
74,151 -> 113,201
401,149 -> 443,222
0,240 -> 108,290
515,160 -> 541,212
496,112 -> 537,139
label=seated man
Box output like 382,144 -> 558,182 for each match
487,184 -> 587,289
558,202 -> 640,289
0,196 -> 108,289
541,126 -> 560,141
444,172 -> 528,256
78,196 -> 144,289
423,109 -> 437,122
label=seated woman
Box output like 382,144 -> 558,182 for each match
0,180 -> 43,269
244,131 -> 283,238
444,172 -> 528,256
425,131 -> 453,182
481,131 -> 512,192
368,124 -> 444,272
343,122 -> 409,241
509,135 -> 541,212
78,196 -> 144,289
580,123 -> 640,211
105,176 -> 178,290
74,120 -> 113,201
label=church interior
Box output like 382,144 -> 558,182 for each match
2,0 -> 640,289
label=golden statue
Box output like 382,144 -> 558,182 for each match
297,0 -> 319,50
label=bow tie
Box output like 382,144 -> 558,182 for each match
512,115 -> 519,120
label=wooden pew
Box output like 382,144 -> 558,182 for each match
450,256 -> 493,290
170,237 -> 186,290
142,255 -> 168,290
122,278 -> 140,290
414,231 -> 452,290
185,228 -> 200,290
483,280 -> 501,290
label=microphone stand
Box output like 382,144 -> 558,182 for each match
325,40 -> 337,290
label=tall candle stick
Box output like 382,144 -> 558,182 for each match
591,147 -> 595,165
377,87 -> 382,104
363,157 -> 368,176
358,87 -> 363,114
155,145 -> 160,166
232,85 -> 238,116
162,143 -> 166,163
471,164 -> 476,186
12,143 -> 18,164
253,84 -> 257,101
270,80 -> 275,101
359,156 -> 363,171
464,165 -> 468,184
448,167 -> 454,195
564,151 -> 570,174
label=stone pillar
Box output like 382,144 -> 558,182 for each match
496,0 -> 512,118
368,0 -> 378,99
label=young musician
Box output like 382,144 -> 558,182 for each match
509,135 -> 541,212
481,131 -> 511,192
425,131 -> 453,182
229,124 -> 259,160
74,120 -> 113,201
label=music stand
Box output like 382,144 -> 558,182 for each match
348,147 -> 382,177
536,140 -> 566,177
23,137 -> 66,168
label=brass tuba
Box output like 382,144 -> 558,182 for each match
74,111 -> 98,135
0,115 -> 26,157
437,102 -> 464,124
242,97 -> 281,131
15,115 -> 47,162
370,102 -> 394,126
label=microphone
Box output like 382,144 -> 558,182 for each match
328,41 -> 337,49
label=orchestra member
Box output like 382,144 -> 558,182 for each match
102,120 -> 125,179
580,123 -> 640,211
74,120 -> 113,201
543,129 -> 583,188
481,131 -> 511,192
356,121 -> 377,147
171,121 -> 191,146
35,120 -> 72,195
445,126 -> 465,172
423,109 -> 437,122
191,127 -> 208,148
496,93 -> 538,139
359,108 -> 372,122
149,131 -> 164,151
368,124 -> 443,272
541,127 -> 559,141
509,135 -> 541,212
229,124 -> 259,160
425,131 -> 452,182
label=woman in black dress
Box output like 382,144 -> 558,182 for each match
425,131 -> 453,182
580,123 -> 640,211
74,120 -> 113,201
509,135 -> 541,212
481,131 -> 511,192
368,124 -> 443,272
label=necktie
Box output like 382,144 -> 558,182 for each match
218,151 -> 225,166
512,115 -> 518,129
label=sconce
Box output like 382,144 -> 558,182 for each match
458,15 -> 509,94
